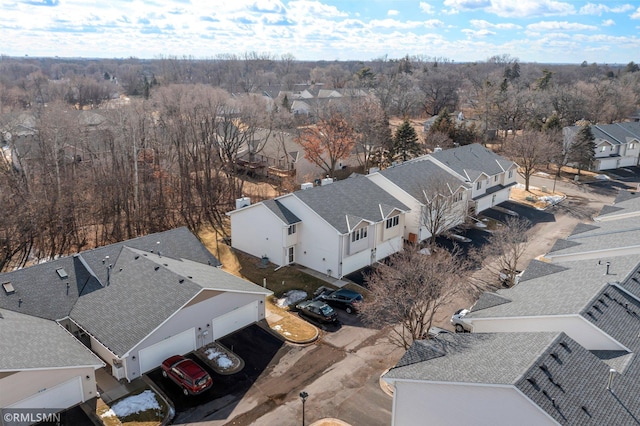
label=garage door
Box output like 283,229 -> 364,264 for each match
212,301 -> 259,340
138,327 -> 196,374
9,376 -> 83,409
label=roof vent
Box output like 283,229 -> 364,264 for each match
236,196 -> 251,209
550,352 -> 560,362
607,368 -> 617,390
56,268 -> 68,279
179,279 -> 184,284
2,282 -> 15,295
154,266 -> 160,271
135,255 -> 140,260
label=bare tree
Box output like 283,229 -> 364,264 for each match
470,216 -> 530,287
360,245 -> 474,349
420,177 -> 468,247
505,130 -> 553,191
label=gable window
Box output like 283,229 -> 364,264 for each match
288,224 -> 296,235
476,181 -> 482,190
453,192 -> 463,203
351,227 -> 368,242
494,175 -> 498,182
600,146 -> 607,152
508,170 -> 513,179
630,143 -> 636,150
386,215 -> 400,229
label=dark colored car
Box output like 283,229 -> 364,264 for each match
161,355 -> 213,395
296,300 -> 339,323
316,287 -> 363,314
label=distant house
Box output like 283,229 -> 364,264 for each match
563,122 -> 640,171
0,227 -> 272,412
227,175 -> 409,278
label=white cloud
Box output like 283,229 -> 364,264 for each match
632,7 -> 640,19
601,19 -> 615,27
527,21 -> 598,32
580,3 -> 634,15
470,19 -> 521,30
462,28 -> 496,38
419,2 -> 435,14
287,1 -> 348,19
444,0 -> 575,18
387,9 -> 399,16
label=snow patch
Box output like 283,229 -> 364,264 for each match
205,348 -> 234,369
595,174 -> 611,180
276,290 -> 307,307
100,390 -> 160,418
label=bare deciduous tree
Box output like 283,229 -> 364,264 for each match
505,130 -> 553,191
470,216 -> 530,287
360,245 -> 474,349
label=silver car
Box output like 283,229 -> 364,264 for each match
450,308 -> 472,332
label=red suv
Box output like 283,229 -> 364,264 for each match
161,355 -> 213,395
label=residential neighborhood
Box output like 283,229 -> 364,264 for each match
384,189 -> 640,425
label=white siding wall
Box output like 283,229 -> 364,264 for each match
391,381 -> 557,426
230,204 -> 286,266
0,367 -> 97,408
470,315 -> 626,351
367,174 -> 423,240
126,291 -> 265,380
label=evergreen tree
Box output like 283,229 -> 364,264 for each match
570,125 -> 596,175
392,119 -> 421,162
429,108 -> 456,140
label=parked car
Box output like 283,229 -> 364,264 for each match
161,355 -> 213,395
314,286 -> 363,314
450,308 -> 472,333
296,300 -> 339,323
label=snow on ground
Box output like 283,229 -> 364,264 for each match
273,324 -> 292,336
101,390 -> 160,418
538,195 -> 564,207
275,290 -> 307,307
205,348 -> 234,369
595,174 -> 611,180
534,171 -> 551,177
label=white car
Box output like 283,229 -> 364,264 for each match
450,308 -> 472,333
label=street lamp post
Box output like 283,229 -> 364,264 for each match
299,391 -> 308,426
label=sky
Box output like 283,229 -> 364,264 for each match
1,0 -> 639,64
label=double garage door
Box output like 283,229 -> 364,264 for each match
9,376 -> 83,409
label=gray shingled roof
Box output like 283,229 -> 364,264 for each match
547,217 -> 640,258
292,175 -> 409,234
596,190 -> 640,220
468,255 -> 640,318
0,227 -> 221,321
514,333 -> 640,425
589,122 -> 640,146
0,309 -> 103,371
377,158 -> 469,201
385,332 -> 559,384
430,143 -> 516,182
71,247 -> 270,357
263,199 -> 301,225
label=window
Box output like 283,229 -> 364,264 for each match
508,170 -> 513,179
630,143 -> 636,150
288,224 -> 296,235
494,175 -> 498,182
288,247 -> 294,263
476,181 -> 482,190
386,216 -> 399,229
351,227 -> 368,242
600,146 -> 607,152
453,192 -> 463,203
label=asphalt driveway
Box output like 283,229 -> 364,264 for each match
146,324 -> 284,416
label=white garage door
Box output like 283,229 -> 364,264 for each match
9,376 -> 83,409
138,327 -> 196,374
212,301 -> 259,340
